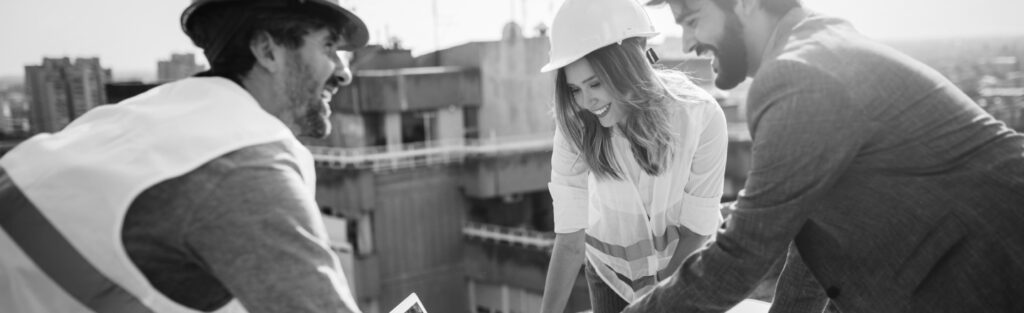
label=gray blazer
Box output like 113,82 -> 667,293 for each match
625,8 -> 1024,313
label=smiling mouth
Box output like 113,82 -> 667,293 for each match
591,104 -> 610,118
318,87 -> 338,117
694,43 -> 713,55
693,46 -> 719,72
321,89 -> 334,102
321,84 -> 340,102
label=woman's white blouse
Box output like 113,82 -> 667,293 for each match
548,96 -> 729,236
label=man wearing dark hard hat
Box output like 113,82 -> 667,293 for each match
0,1 -> 369,312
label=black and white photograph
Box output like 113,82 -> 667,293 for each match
1,0 -> 1023,312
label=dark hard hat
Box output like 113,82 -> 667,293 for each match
180,0 -> 369,51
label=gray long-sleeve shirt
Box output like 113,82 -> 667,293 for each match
124,141 -> 359,312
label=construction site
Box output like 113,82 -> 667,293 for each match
305,23 -> 756,313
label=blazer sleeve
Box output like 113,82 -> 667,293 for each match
625,60 -> 870,312
769,243 -> 830,313
548,125 -> 590,234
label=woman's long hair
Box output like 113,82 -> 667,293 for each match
554,37 -> 701,180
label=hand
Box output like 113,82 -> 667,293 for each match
720,201 -> 736,217
720,201 -> 736,229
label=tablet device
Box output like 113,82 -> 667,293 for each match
389,293 -> 427,313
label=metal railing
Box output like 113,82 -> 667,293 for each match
309,134 -> 553,171
462,221 -> 554,250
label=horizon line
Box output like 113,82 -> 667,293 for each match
2,33 -> 1024,80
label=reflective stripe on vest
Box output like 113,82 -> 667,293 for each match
600,245 -> 690,292
0,171 -> 152,313
586,225 -> 689,292
585,224 -> 690,261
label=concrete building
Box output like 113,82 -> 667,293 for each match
24,57 -> 111,133
157,53 -> 205,82
305,22 -> 578,313
306,23 -> 759,313
415,23 -> 557,140
0,89 -> 31,136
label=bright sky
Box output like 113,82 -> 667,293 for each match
1,0 -> 1022,80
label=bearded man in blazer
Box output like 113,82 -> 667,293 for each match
623,0 -> 1024,312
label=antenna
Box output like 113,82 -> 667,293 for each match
433,0 -> 441,65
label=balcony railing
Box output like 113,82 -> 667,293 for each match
309,134 -> 553,171
462,221 -> 554,250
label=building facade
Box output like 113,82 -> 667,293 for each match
157,53 -> 205,82
24,57 -> 110,133
308,23 -> 755,313
0,86 -> 31,137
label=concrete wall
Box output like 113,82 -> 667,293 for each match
316,169 -> 376,217
352,46 -> 416,70
336,68 -> 481,114
401,69 -> 481,111
477,36 -> 556,139
416,42 -> 485,68
317,164 -> 471,312
436,105 -> 466,144
415,28 -> 557,140
373,166 -> 469,313
461,150 -> 550,199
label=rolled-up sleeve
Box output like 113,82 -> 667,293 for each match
678,102 -> 729,236
549,126 -> 590,234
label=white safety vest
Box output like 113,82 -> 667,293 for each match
0,77 -> 314,312
549,95 -> 728,302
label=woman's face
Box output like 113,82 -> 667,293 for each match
564,59 -> 627,127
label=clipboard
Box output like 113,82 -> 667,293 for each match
389,293 -> 427,313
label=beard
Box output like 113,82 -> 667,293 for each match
284,55 -> 332,139
712,15 -> 749,90
300,101 -> 332,139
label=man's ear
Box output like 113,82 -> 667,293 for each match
250,31 -> 282,73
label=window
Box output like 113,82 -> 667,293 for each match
401,110 -> 437,144
464,106 -> 480,140
348,213 -> 375,257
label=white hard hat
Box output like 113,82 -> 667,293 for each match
540,0 -> 659,73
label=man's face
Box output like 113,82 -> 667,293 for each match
669,0 -> 748,90
278,28 -> 352,139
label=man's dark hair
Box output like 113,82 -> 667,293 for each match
186,2 -> 343,82
758,0 -> 801,17
646,0 -> 800,17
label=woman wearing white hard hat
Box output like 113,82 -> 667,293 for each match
539,0 -> 729,312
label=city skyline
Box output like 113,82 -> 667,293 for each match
1,0 -> 1023,79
